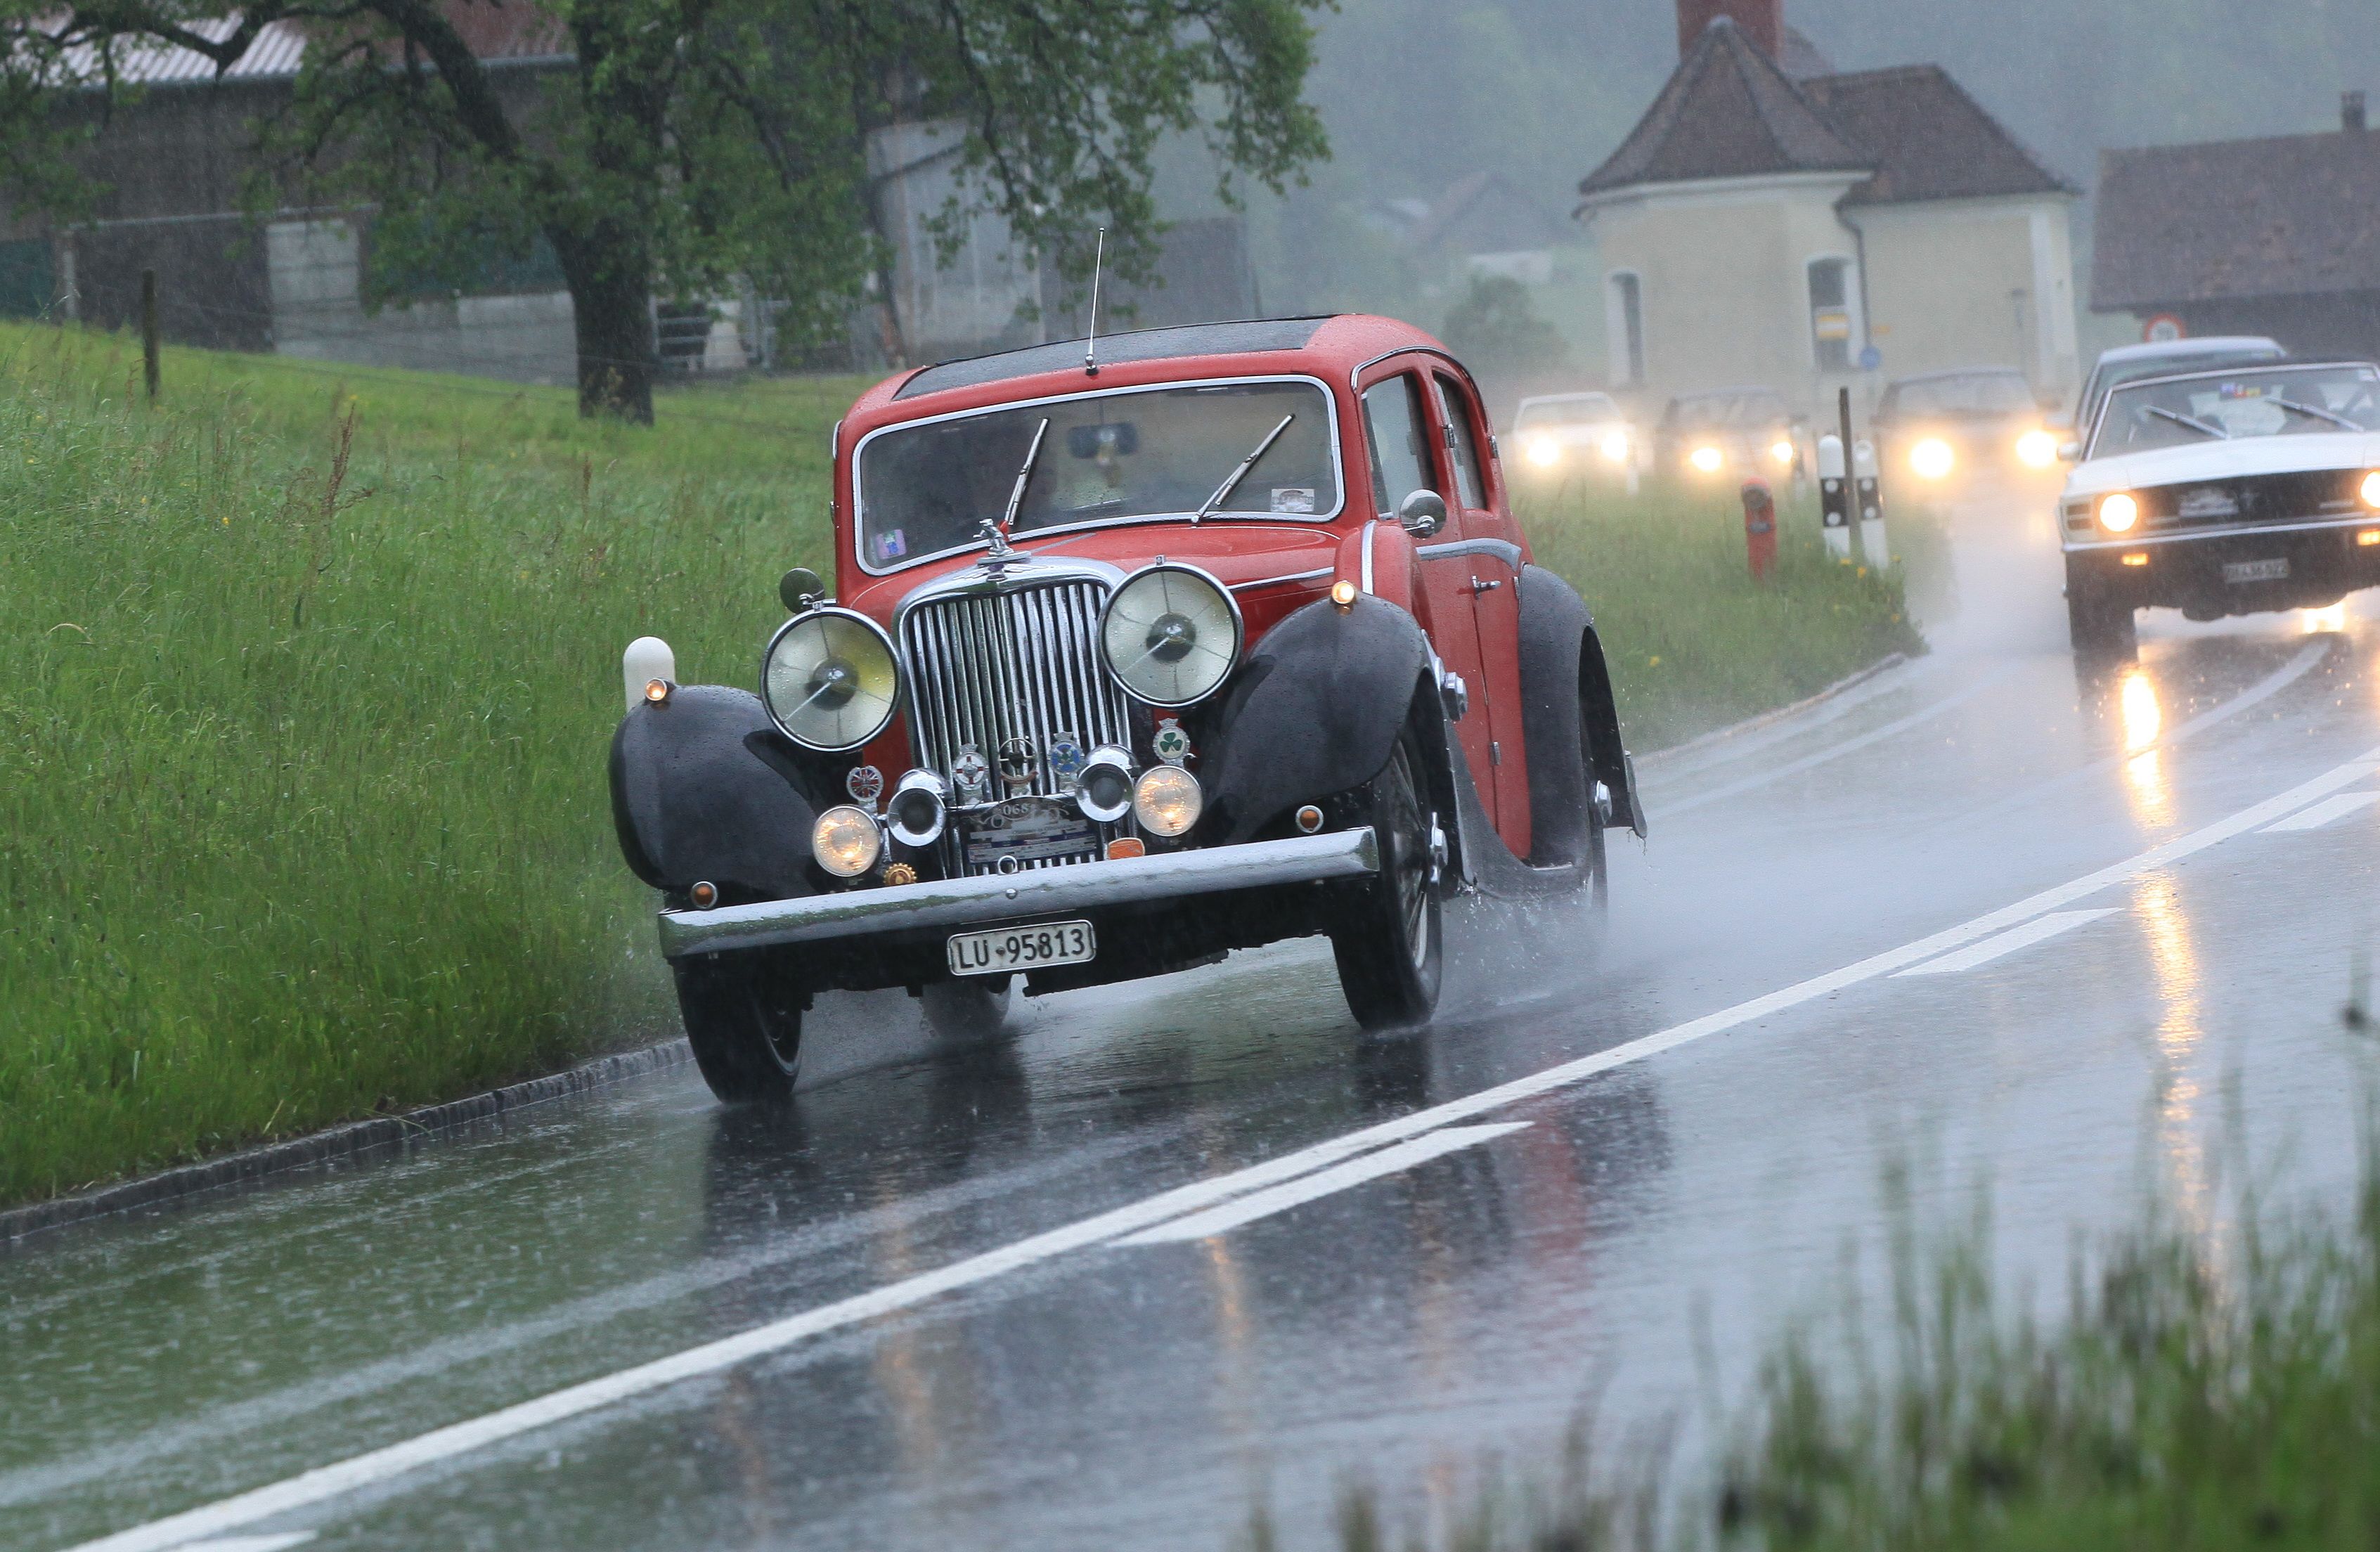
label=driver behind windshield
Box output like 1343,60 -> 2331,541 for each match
2094,364 -> 2380,456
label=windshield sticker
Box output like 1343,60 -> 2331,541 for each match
872,528 -> 907,562
2218,382 -> 2265,399
1270,486 -> 1317,514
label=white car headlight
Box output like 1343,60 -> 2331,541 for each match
2016,429 -> 2059,467
1099,563 -> 1241,708
1910,437 -> 1955,480
1523,435 -> 1562,467
761,607 -> 901,751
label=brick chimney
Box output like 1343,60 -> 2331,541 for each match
1677,0 -> 1783,58
2346,90 -> 2368,133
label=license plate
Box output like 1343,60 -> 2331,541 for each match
947,919 -> 1096,976
2225,557 -> 2289,583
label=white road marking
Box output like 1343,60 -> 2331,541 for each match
1891,910 -> 2116,976
183,1537 -> 314,1551
62,741 -> 2380,1552
2262,790 -> 2380,832
1115,1124 -> 1529,1246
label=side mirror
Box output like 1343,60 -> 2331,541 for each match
779,567 -> 827,613
1396,489 -> 1447,538
2057,441 -> 2082,463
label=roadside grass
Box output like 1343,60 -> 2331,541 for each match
1273,1107 -> 2380,1552
0,323 -> 1921,1203
1516,477 -> 1924,751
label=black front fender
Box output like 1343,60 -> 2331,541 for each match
609,685 -> 819,901
1199,594 -> 1434,845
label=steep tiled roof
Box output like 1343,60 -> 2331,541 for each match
2093,127 -> 2380,306
1577,17 -> 1869,200
1579,24 -> 2073,210
1802,67 -> 2073,205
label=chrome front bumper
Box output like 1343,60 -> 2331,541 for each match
657,827 -> 1380,959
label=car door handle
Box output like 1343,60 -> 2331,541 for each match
1469,576 -> 1502,595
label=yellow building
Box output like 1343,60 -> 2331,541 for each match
1577,2 -> 2081,420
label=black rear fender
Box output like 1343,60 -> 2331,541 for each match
1516,564 -> 1640,857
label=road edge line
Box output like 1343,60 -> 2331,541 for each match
1,1040 -> 693,1246
1636,651 -> 1914,768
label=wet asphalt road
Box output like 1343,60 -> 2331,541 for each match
10,486 -> 2380,1551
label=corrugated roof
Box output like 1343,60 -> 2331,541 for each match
1577,18 -> 1870,202
40,3 -> 566,87
2093,128 -> 2380,307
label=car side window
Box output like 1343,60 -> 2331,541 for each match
1434,373 -> 1487,508
1362,375 -> 1439,516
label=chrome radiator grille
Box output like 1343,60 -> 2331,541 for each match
898,578 -> 1132,804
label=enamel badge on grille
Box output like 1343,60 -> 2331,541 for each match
845,764 -> 885,804
1153,718 -> 1194,767
952,745 -> 991,804
1047,733 -> 1087,789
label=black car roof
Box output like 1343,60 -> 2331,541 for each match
894,317 -> 1334,400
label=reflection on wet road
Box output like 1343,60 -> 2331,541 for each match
10,482 -> 2380,1551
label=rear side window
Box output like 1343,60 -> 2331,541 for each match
1435,373 -> 1486,507
1362,375 -> 1439,515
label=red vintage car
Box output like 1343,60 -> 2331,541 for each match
612,314 -> 1643,1101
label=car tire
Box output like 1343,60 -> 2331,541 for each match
1328,725 -> 1444,1031
672,952 -> 806,1104
921,976 -> 1015,1042
2065,560 -> 2136,658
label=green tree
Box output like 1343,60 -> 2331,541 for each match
1,0 -> 1331,421
1439,272 -> 1565,380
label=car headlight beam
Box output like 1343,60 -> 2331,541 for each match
812,805 -> 884,879
2098,491 -> 2140,533
1132,764 -> 1203,837
1099,563 -> 1241,708
762,607 -> 901,752
1910,437 -> 1955,481
2360,470 -> 2380,509
1770,438 -> 1796,467
1688,445 -> 1723,474
1598,431 -> 1630,464
1523,435 -> 1561,467
2016,429 -> 2059,468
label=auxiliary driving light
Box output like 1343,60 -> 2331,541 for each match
2016,429 -> 2059,468
2361,470 -> 2380,508
1689,445 -> 1723,474
1524,435 -> 1561,467
1600,431 -> 1631,465
1132,765 -> 1203,837
885,770 -> 949,848
2098,491 -> 2140,533
1075,745 -> 1136,824
811,804 -> 883,879
1910,437 -> 1956,481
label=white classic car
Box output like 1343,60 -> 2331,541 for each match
1510,392 -> 1638,478
2059,359 -> 2380,652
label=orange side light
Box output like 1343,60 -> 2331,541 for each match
1104,837 -> 1147,861
2121,552 -> 2150,567
2358,530 -> 2380,547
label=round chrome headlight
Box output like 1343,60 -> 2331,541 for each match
761,607 -> 901,752
1133,765 -> 1203,837
811,805 -> 883,878
1099,564 -> 1241,709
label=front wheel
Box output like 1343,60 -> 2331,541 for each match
673,952 -> 806,1104
1328,728 -> 1445,1030
2066,559 -> 2136,658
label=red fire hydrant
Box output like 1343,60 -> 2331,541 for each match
1740,478 -> 1777,582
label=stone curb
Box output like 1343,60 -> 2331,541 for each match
1,1038 -> 693,1246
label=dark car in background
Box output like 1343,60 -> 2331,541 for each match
1655,388 -> 1802,481
1873,367 -> 2062,486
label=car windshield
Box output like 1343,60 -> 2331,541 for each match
2090,363 -> 2380,456
855,379 -> 1340,569
1884,373 -> 2034,416
2083,347 -> 2284,422
1667,392 -> 1786,430
1517,396 -> 1619,429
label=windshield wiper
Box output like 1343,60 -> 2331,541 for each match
2272,396 -> 2362,432
2144,404 -> 2229,441
980,416 -> 1052,555
1194,413 -> 1295,524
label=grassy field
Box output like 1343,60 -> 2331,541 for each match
0,325 -> 1917,1204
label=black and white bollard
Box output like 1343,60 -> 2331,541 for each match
1854,439 -> 1889,567
1818,433 -> 1851,560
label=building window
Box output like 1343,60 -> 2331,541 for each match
1606,271 -> 1645,387
1807,257 -> 1855,371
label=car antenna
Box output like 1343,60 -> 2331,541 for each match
1083,227 -> 1106,377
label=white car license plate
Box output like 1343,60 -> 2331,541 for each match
2225,557 -> 2289,584
948,920 -> 1095,976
